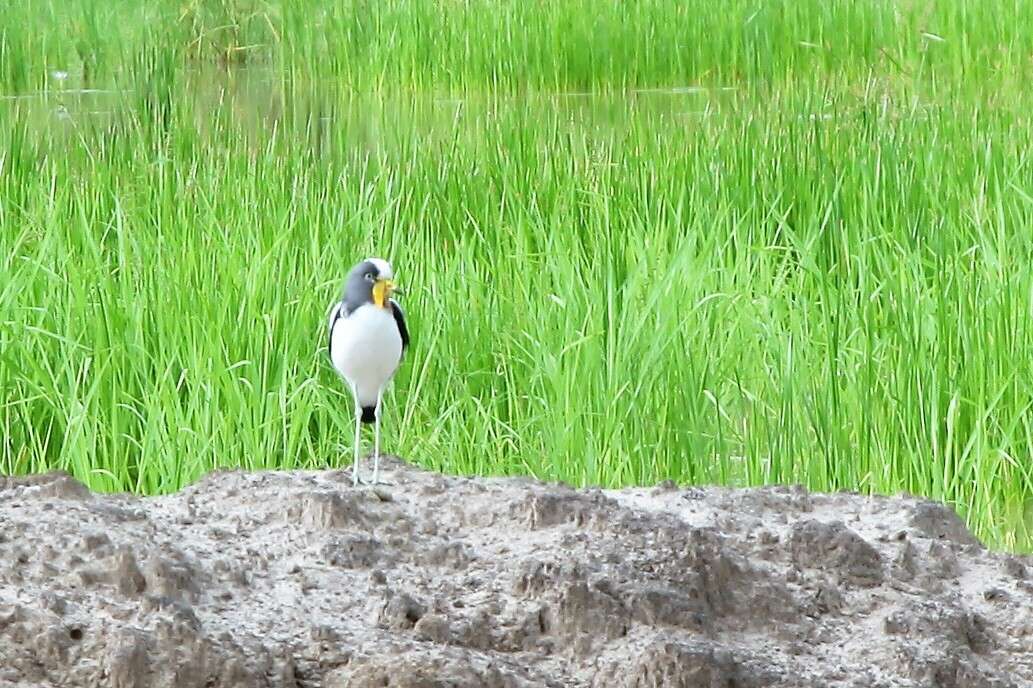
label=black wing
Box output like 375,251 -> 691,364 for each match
390,300 -> 410,351
327,302 -> 343,357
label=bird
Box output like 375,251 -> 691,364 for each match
327,257 -> 409,486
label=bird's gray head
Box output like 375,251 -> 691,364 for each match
342,257 -> 398,312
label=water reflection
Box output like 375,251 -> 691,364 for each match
1,66 -> 737,157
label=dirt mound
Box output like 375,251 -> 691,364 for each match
1,460 -> 1031,687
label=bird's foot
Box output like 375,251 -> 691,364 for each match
349,470 -> 393,487
353,475 -> 394,487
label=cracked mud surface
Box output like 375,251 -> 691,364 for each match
2,458 -> 1032,687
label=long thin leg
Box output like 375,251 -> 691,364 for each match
372,389 -> 383,485
351,383 -> 362,486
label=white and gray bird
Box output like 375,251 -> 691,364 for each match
328,258 -> 409,485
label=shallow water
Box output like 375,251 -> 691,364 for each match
2,66 -> 745,154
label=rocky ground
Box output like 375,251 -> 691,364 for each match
1,458 -> 1032,687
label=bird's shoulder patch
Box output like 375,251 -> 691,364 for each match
328,302 -> 346,328
327,302 -> 344,357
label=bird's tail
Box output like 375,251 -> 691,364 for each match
360,406 -> 376,424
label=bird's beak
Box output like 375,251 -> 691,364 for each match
372,279 -> 398,308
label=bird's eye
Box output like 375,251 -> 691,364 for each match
364,273 -> 375,282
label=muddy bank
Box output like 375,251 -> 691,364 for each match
1,458 -> 1031,687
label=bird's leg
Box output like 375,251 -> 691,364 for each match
351,383 -> 362,486
372,390 -> 383,485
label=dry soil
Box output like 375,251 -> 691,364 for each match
2,457 -> 1032,687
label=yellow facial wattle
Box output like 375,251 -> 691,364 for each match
372,279 -> 394,308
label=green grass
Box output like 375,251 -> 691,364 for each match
2,0 -> 1032,92
2,1 -> 1033,550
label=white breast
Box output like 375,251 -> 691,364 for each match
329,304 -> 404,406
